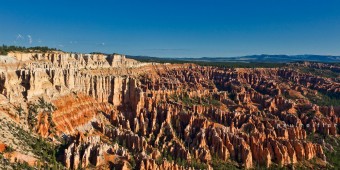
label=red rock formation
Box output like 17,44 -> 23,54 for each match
0,52 -> 338,169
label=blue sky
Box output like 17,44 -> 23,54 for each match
1,0 -> 340,57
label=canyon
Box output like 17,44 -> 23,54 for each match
0,51 -> 339,169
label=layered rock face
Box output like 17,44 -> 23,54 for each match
0,52 -> 339,169
1,52 -> 146,103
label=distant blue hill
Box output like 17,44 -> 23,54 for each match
128,54 -> 340,63
179,55 -> 340,63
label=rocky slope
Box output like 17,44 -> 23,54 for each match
0,51 -> 339,169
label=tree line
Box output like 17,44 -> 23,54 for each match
0,45 -> 60,55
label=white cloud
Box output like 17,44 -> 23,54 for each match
16,34 -> 23,40
27,35 -> 32,44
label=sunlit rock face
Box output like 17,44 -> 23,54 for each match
0,51 -> 339,169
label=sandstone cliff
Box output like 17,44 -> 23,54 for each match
0,52 -> 339,169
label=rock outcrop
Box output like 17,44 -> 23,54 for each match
0,52 -> 338,169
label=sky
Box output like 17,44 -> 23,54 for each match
0,0 -> 340,58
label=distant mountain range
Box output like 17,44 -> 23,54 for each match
128,54 -> 340,63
